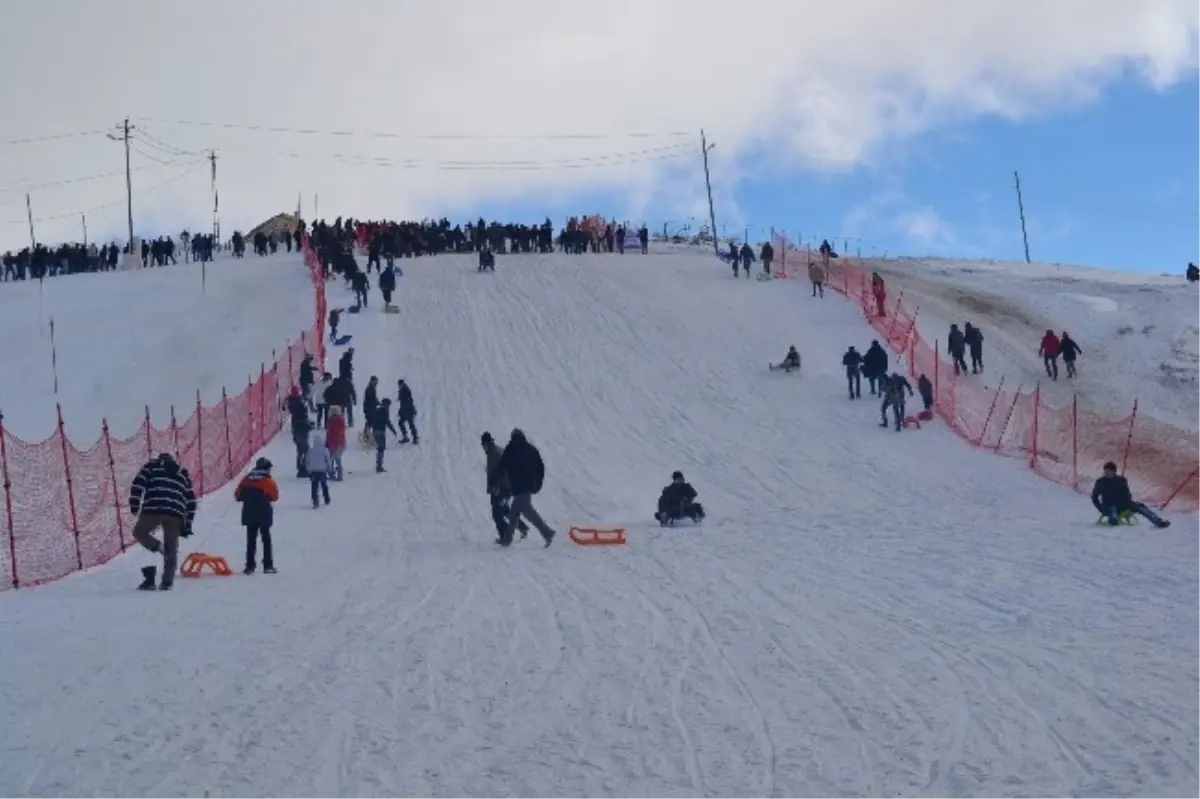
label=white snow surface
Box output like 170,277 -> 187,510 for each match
856,256 -> 1200,431
0,250 -> 1196,797
0,252 -> 315,440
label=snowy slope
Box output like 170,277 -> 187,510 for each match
0,253 -> 315,439
0,251 -> 1195,797
857,256 -> 1200,431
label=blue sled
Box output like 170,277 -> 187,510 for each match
346,305 -> 361,314
333,334 -> 353,346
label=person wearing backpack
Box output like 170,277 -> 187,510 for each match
234,457 -> 280,575
494,428 -> 556,547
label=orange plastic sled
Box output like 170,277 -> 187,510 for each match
180,552 -> 234,578
568,526 -> 627,546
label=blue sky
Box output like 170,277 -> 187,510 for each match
462,76 -> 1198,275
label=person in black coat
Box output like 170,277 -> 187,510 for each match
655,471 -> 705,525
338,348 -> 355,382
917,373 -> 934,412
947,324 -> 968,375
325,374 -> 357,427
285,386 -> 313,477
369,399 -> 398,473
299,354 -> 317,408
494,428 -> 555,546
963,323 -> 984,374
841,346 -> 863,399
1091,461 -> 1170,527
379,264 -> 397,306
861,340 -> 888,395
1060,332 -> 1082,379
397,379 -> 419,444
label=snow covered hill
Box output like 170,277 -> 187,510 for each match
0,249 -> 1195,797
0,252 -> 315,439
854,256 -> 1199,431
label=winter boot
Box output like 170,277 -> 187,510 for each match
244,565 -> 255,575
542,529 -> 556,548
138,565 -> 157,591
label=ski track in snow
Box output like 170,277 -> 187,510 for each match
0,252 -> 1196,797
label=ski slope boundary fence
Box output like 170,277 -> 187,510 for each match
770,238 -> 1199,512
0,239 -> 328,590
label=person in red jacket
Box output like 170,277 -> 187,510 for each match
1038,329 -> 1061,381
325,405 -> 347,480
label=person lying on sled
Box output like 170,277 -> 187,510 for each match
655,471 -> 705,525
773,345 -> 801,372
1092,461 -> 1170,528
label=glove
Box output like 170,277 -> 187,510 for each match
182,522 -> 193,538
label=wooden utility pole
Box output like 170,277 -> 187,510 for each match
700,129 -> 718,256
1014,170 -> 1031,264
107,119 -> 136,252
210,150 -> 219,241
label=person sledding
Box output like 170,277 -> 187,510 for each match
770,345 -> 801,373
655,471 -> 705,526
1091,461 -> 1170,528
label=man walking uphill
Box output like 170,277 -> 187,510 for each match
129,453 -> 197,590
494,428 -> 557,547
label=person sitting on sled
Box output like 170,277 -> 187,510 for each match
773,345 -> 801,372
1091,461 -> 1171,528
655,471 -> 705,525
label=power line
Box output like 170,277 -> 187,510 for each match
137,128 -> 203,157
0,162 -> 206,226
132,116 -> 694,140
219,141 -> 695,171
0,157 -> 204,196
0,128 -> 111,148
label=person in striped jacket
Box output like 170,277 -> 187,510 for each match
129,453 -> 197,591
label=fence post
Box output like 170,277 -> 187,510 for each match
885,292 -> 905,341
0,412 -> 18,589
994,383 -> 1024,454
56,404 -> 83,571
258,364 -> 266,452
975,376 -> 1006,447
221,387 -> 234,480
144,405 -> 153,458
1121,399 -> 1138,475
245,374 -> 256,460
1029,383 -> 1040,466
934,339 -> 940,407
1159,466 -> 1198,511
1071,394 -> 1079,491
193,390 -> 204,496
101,419 -> 127,552
169,406 -> 180,461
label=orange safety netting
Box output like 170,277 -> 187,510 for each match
0,238 -> 328,590
773,235 -> 1199,512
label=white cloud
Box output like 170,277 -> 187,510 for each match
0,0 -> 1194,250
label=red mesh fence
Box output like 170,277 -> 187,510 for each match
773,236 -> 1199,512
0,237 -> 328,590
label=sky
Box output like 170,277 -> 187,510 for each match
0,0 -> 1194,273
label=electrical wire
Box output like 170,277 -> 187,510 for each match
0,161 -> 207,226
137,128 -> 204,157
0,128 -> 112,148
0,157 -> 205,196
220,141 -> 696,171
133,116 -> 694,140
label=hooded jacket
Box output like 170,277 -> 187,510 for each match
305,434 -> 334,474
234,468 -> 279,527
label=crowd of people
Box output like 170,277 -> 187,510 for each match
0,232 -> 220,281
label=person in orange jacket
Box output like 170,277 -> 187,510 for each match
234,457 -> 280,575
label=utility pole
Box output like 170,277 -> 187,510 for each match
1013,170 -> 1031,264
25,194 -> 35,249
107,118 -> 136,253
700,129 -> 719,256
210,150 -> 219,242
